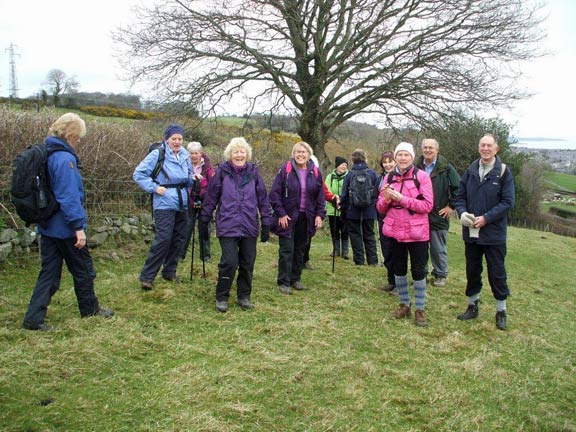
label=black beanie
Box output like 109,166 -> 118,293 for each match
335,156 -> 348,167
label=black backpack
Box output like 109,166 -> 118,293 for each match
10,144 -> 63,226
349,168 -> 374,208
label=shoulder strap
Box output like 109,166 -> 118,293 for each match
412,166 -> 420,190
151,145 -> 166,181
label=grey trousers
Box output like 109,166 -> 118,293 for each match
427,229 -> 448,278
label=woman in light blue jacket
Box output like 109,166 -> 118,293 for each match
133,124 -> 193,290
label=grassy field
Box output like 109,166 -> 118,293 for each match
1,223 -> 575,432
543,171 -> 576,193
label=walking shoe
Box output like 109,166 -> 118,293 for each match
162,274 -> 183,283
216,301 -> 228,313
392,304 -> 411,319
495,310 -> 507,330
236,298 -> 254,310
388,287 -> 399,297
291,281 -> 307,291
457,301 -> 479,320
379,284 -> 395,292
22,322 -> 53,331
303,261 -> 314,270
141,280 -> 153,291
342,254 -> 349,260
415,309 -> 427,327
278,285 -> 292,295
432,277 -> 447,287
95,308 -> 114,318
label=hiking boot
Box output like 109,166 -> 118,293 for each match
22,322 -> 53,332
392,304 -> 411,319
495,310 -> 507,330
236,298 -> 254,310
415,309 -> 427,327
303,261 -> 314,270
432,277 -> 447,287
141,280 -> 153,291
95,308 -> 114,318
278,285 -> 292,295
162,274 -> 182,283
216,300 -> 228,313
379,284 -> 395,292
291,281 -> 307,291
342,254 -> 349,260
457,301 -> 479,320
83,308 -> 114,319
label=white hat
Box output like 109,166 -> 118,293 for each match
394,142 -> 415,160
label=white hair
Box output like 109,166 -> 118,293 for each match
187,141 -> 203,152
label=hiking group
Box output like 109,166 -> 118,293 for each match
13,114 -> 514,331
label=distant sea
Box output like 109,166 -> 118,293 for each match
511,138 -> 576,150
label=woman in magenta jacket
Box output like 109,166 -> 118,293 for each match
377,142 -> 433,327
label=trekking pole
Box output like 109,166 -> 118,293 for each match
199,219 -> 206,279
190,208 -> 197,282
332,207 -> 338,274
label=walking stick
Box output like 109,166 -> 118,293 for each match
199,220 -> 206,279
190,208 -> 197,282
332,207 -> 338,274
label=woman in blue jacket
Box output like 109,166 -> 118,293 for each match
199,137 -> 272,312
269,141 -> 326,295
22,113 -> 113,331
133,124 -> 193,290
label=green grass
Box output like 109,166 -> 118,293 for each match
1,224 -> 575,431
543,171 -> 576,193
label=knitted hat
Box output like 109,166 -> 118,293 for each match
164,124 -> 184,140
394,142 -> 415,160
335,156 -> 348,167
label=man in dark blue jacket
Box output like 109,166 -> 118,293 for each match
22,113 -> 113,331
454,134 -> 515,330
340,149 -> 379,266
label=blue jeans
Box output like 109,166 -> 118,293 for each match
140,209 -> 187,282
23,235 -> 99,326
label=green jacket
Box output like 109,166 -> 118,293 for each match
324,169 -> 348,216
415,154 -> 460,231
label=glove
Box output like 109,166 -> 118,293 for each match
198,221 -> 209,239
460,212 -> 476,227
260,225 -> 270,243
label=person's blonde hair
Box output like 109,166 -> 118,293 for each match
223,137 -> 252,161
48,113 -> 86,142
351,148 -> 367,164
291,141 -> 313,158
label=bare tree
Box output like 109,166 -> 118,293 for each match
44,69 -> 80,107
116,0 -> 544,168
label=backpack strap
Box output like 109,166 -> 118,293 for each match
151,144 -> 167,182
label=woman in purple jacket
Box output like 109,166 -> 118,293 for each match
269,141 -> 326,295
199,137 -> 272,313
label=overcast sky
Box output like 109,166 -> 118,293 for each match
1,0 -> 574,140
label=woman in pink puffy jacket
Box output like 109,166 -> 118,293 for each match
376,142 -> 433,327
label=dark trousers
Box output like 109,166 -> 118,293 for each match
179,206 -> 211,261
23,235 -> 99,326
277,212 -> 308,286
347,218 -> 378,265
216,237 -> 257,302
465,242 -> 510,300
378,218 -> 395,285
391,239 -> 429,281
328,215 -> 349,255
140,209 -> 187,282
